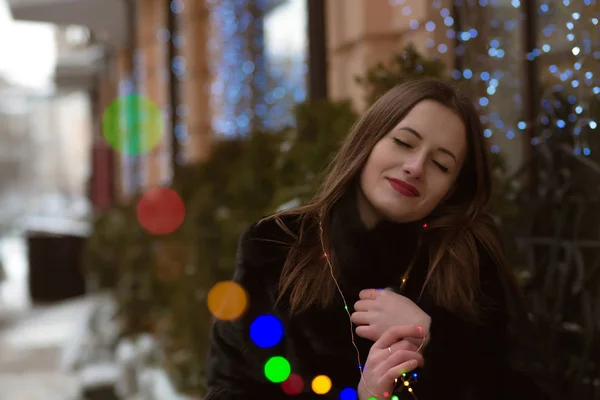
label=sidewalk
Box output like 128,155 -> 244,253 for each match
0,235 -> 120,399
0,296 -> 103,400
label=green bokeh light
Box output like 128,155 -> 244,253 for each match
101,94 -> 164,155
264,356 -> 291,383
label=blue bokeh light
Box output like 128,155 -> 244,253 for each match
339,388 -> 358,400
250,315 -> 284,348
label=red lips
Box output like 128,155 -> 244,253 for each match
386,178 -> 420,197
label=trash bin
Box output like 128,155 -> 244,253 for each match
27,231 -> 86,303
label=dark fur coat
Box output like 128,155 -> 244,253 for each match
205,193 -> 546,399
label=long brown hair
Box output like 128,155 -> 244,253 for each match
262,78 -> 516,322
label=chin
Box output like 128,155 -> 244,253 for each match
370,196 -> 414,222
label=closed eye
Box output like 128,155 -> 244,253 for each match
433,161 -> 449,173
394,137 -> 450,173
393,137 -> 412,148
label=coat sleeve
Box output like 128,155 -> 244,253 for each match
204,222 -> 288,399
205,221 -> 326,399
416,246 -> 518,400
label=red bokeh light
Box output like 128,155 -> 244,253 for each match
136,187 -> 185,235
281,373 -> 304,396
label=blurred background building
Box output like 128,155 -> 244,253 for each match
0,0 -> 599,398
2,0 -> 597,207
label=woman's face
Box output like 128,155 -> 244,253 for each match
357,100 -> 468,227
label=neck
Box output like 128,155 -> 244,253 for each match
329,189 -> 422,297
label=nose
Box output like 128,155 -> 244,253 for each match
403,154 -> 426,179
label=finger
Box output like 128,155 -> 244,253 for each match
350,311 -> 371,325
353,299 -> 376,312
389,339 -> 419,353
374,350 -> 423,382
368,341 -> 419,367
373,325 -> 424,350
355,325 -> 378,342
381,359 -> 420,386
358,288 -> 383,300
383,349 -> 424,369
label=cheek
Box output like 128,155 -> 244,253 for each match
363,146 -> 393,177
360,153 -> 380,186
425,178 -> 455,205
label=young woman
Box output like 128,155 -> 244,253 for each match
205,78 -> 543,399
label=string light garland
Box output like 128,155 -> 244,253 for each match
317,218 -> 428,399
206,0 -> 267,137
388,0 -> 599,158
246,216 -> 427,397
207,0 -> 598,158
207,0 -> 307,137
248,218 -> 427,398
534,1 -> 599,155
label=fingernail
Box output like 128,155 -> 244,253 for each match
417,326 -> 423,334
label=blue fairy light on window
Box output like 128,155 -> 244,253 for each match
208,0 -> 307,136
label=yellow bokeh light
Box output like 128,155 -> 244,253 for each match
311,375 -> 332,395
207,281 -> 248,320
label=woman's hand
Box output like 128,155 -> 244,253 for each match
351,288 -> 431,347
358,325 -> 425,400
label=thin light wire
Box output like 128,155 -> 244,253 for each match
318,220 -> 374,395
318,218 -> 424,399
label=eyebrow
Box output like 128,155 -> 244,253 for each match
398,126 -> 458,162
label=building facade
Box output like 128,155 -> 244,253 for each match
8,0 -> 600,207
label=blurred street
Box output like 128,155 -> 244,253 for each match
0,236 -> 83,400
0,303 -> 85,400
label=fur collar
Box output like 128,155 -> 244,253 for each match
329,189 -> 427,305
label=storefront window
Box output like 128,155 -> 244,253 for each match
262,0 -> 308,130
208,0 -> 307,136
389,0 -> 527,172
453,0 -> 526,172
535,0 -> 600,160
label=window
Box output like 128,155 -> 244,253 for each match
535,0 -> 600,160
208,0 -> 308,136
